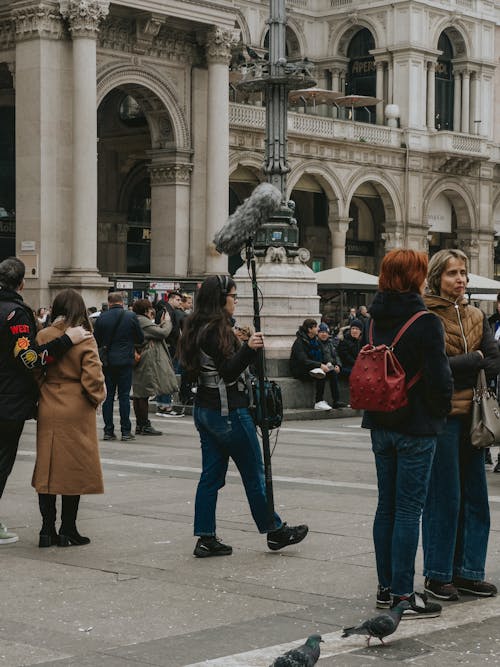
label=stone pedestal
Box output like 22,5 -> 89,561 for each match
234,247 -> 320,361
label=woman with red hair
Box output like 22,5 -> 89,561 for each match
363,249 -> 453,618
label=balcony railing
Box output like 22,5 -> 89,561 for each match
429,131 -> 487,156
229,103 -> 402,148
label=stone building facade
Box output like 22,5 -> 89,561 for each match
0,0 -> 499,308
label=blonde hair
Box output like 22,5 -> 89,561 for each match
427,249 -> 468,296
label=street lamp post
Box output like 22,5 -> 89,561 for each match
238,0 -> 315,255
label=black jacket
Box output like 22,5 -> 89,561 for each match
318,338 -> 341,367
361,291 -> 453,435
289,329 -> 323,379
93,305 -> 144,367
337,332 -> 363,368
0,288 -> 73,421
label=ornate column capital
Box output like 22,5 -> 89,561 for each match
11,1 -> 65,41
205,25 -> 238,65
328,217 -> 351,235
59,0 -> 109,38
148,162 -> 193,186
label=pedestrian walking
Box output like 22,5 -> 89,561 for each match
0,257 -> 90,544
32,289 -> 105,547
362,249 -> 453,618
131,299 -> 178,435
422,248 -> 500,600
178,275 -> 308,557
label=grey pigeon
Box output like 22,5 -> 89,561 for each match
341,600 -> 409,646
269,634 -> 323,666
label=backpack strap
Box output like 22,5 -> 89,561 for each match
390,310 -> 428,348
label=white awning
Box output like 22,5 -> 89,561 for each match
315,266 -> 379,290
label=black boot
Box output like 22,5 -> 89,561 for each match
59,495 -> 90,546
38,493 -> 58,547
140,420 -> 162,436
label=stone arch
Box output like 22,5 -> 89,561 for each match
432,21 -> 470,58
330,20 -> 380,57
233,11 -> 251,46
229,151 -> 264,178
96,64 -> 190,150
260,22 -> 303,58
287,162 -> 344,219
423,178 -> 476,230
345,170 -> 402,223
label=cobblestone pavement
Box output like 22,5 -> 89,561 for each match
1,414 -> 500,666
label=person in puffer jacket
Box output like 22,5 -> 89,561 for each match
422,248 -> 500,603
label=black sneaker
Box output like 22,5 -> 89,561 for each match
121,433 -> 136,442
267,523 -> 309,551
424,577 -> 459,601
376,585 -> 391,609
103,433 -> 117,441
453,577 -> 497,597
193,536 -> 232,558
392,591 -> 441,619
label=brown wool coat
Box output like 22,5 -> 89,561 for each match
32,321 -> 106,495
424,294 -> 484,415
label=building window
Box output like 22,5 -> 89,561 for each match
435,33 -> 454,131
346,28 -> 376,123
127,178 -> 151,273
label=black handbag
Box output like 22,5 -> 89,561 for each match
98,310 -> 125,368
249,377 -> 283,430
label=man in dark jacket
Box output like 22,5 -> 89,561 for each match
338,319 -> 364,375
93,292 -> 144,441
0,257 -> 91,544
289,318 -> 332,410
155,290 -> 184,417
317,323 -> 345,409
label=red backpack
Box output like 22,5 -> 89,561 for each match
349,311 -> 427,412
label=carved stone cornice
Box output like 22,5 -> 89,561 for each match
98,16 -> 134,52
60,0 -> 109,38
11,2 -> 65,42
148,163 -> 192,185
205,26 -> 238,65
135,13 -> 164,55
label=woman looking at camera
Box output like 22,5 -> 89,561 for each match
179,275 -> 308,558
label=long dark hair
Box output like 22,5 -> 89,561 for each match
179,275 -> 237,378
51,288 -> 92,331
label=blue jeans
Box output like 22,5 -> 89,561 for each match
422,416 -> 490,582
103,365 -> 133,436
193,406 -> 282,536
371,429 -> 436,597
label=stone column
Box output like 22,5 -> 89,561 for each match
426,61 -> 436,130
328,218 -> 351,267
11,0 -> 67,307
461,70 -> 470,133
469,71 -> 478,135
62,0 -> 108,271
387,59 -> 393,105
453,70 -> 461,132
331,68 -> 341,92
381,224 -> 405,251
375,61 -> 385,125
205,26 -> 234,274
148,150 -> 192,277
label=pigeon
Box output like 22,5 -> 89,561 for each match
341,600 -> 409,646
269,634 -> 323,666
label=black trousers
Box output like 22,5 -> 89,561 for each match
315,374 -> 340,404
0,420 -> 25,498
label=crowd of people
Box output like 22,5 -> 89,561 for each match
1,249 -> 500,623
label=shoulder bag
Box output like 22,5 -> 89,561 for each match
470,369 -> 500,448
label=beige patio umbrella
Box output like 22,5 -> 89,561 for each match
335,95 -> 382,121
289,88 -> 343,113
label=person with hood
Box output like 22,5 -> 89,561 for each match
289,318 -> 332,410
337,319 -> 364,376
422,249 -> 500,602
363,249 -> 453,619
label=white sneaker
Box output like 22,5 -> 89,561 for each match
0,522 -> 18,545
309,368 -> 326,379
314,401 -> 332,411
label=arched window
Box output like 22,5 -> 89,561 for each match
435,33 -> 454,131
346,28 -> 376,123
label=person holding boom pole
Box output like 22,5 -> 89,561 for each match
178,275 -> 308,557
